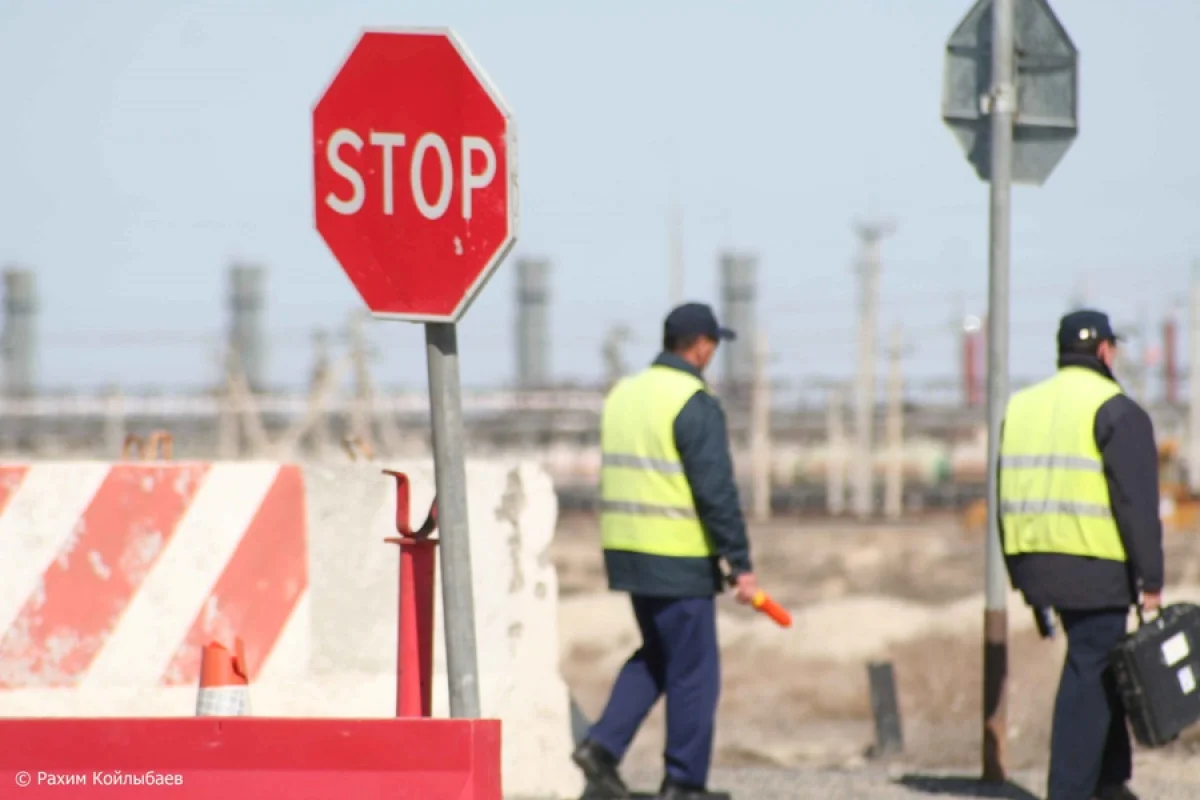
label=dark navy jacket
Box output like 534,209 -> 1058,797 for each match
603,352 -> 754,597
1000,354 -> 1165,610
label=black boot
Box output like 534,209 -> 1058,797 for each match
1093,785 -> 1139,800
572,739 -> 631,799
657,777 -> 731,800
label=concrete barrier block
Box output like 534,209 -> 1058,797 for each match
304,460 -> 581,799
487,462 -> 581,798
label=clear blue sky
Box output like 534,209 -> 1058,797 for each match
1,0 -> 1197,393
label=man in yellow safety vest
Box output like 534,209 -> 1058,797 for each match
571,302 -> 756,800
999,309 -> 1164,800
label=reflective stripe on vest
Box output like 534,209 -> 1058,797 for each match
599,365 -> 715,558
998,366 -> 1125,561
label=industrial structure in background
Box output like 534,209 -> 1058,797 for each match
514,257 -> 551,390
1,254 -> 1198,523
2,268 -> 35,399
227,263 -> 267,395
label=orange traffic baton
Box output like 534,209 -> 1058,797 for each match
724,564 -> 792,628
751,590 -> 792,627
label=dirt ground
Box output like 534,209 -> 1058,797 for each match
551,512 -> 1200,774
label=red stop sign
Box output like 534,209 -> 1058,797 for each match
313,29 -> 517,322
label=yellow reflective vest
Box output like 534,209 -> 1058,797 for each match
599,365 -> 716,559
998,366 -> 1125,561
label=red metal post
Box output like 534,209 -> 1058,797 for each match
979,313 -> 989,389
961,322 -> 983,409
962,329 -> 978,408
1164,316 -> 1178,405
382,470 -> 440,718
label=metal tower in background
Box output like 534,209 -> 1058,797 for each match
1067,273 -> 1087,311
668,194 -> 685,307
515,256 -> 551,389
884,323 -> 910,519
851,219 -> 894,519
749,330 -> 771,521
2,267 -> 37,398
718,251 -> 757,399
825,385 -> 847,516
1189,264 -> 1200,493
601,324 -> 633,389
227,263 -> 266,393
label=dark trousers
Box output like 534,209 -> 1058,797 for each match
1047,607 -> 1133,800
588,594 -> 720,788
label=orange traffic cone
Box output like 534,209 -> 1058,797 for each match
195,638 -> 250,716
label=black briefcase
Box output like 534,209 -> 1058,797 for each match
1109,602 -> 1200,748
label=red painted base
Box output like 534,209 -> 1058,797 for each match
397,538 -> 437,717
0,718 -> 500,798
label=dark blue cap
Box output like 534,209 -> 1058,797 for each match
1058,309 -> 1121,351
663,303 -> 736,342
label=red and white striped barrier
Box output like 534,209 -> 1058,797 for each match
0,462 -> 307,691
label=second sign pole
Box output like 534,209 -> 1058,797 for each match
982,0 -> 1015,781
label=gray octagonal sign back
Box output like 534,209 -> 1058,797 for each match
942,0 -> 1078,185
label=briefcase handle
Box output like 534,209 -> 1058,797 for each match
1135,603 -> 1163,628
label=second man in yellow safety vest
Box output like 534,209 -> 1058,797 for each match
999,309 -> 1164,800
572,302 -> 756,800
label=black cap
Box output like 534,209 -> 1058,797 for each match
663,302 -> 736,342
1057,309 -> 1121,351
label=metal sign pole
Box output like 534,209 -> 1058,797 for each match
982,0 -> 1015,782
425,321 -> 482,719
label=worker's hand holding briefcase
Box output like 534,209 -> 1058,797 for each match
1109,601 -> 1200,748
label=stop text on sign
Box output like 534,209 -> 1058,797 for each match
323,128 -> 496,221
